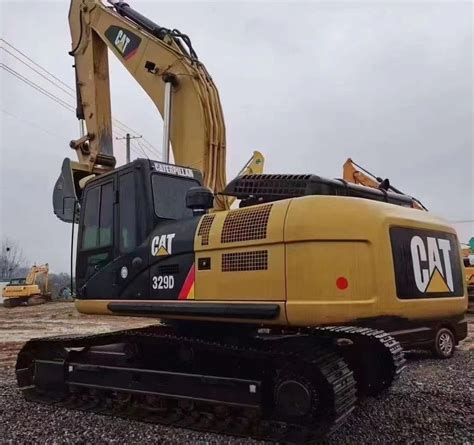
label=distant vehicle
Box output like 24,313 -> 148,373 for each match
0,280 -> 10,301
2,264 -> 51,308
461,244 -> 474,313
59,287 -> 74,300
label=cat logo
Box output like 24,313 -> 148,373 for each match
114,30 -> 131,55
390,227 -> 463,299
151,233 -> 175,256
105,26 -> 141,60
410,236 -> 453,293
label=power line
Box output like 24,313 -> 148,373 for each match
1,38 -> 161,155
112,117 -> 161,158
116,133 -> 142,163
137,140 -> 152,159
3,106 -> 138,164
1,60 -> 159,159
0,46 -> 75,98
1,109 -> 64,140
0,38 -> 74,92
113,130 -> 141,158
0,63 -> 76,113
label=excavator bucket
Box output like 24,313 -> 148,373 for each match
52,158 -> 88,223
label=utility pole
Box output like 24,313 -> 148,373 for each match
116,133 -> 142,164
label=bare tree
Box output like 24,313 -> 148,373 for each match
0,238 -> 26,280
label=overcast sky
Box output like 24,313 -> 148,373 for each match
0,0 -> 472,273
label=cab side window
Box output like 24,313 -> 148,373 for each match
81,182 -> 114,250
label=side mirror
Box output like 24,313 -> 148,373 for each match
186,187 -> 214,216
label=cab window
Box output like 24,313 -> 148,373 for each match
152,174 -> 199,220
81,182 -> 114,249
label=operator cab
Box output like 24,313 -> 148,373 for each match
7,278 -> 27,286
75,159 -> 206,301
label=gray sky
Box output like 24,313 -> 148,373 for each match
0,0 -> 473,273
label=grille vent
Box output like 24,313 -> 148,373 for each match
221,204 -> 272,243
158,264 -> 180,275
222,250 -> 268,272
225,174 -> 312,198
198,214 -> 216,246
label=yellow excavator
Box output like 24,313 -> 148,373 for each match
16,1 -> 467,442
3,263 -> 51,308
461,244 -> 474,312
343,158 -> 427,210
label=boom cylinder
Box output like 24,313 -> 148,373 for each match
113,1 -> 168,39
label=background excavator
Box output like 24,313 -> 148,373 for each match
342,158 -> 427,210
461,244 -> 474,313
2,263 -> 51,308
16,1 -> 467,443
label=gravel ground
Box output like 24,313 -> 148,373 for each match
0,304 -> 472,443
0,349 -> 472,443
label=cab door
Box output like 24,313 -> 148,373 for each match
76,178 -> 115,295
110,169 -> 151,299
76,168 -> 151,300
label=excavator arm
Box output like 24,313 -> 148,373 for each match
227,150 -> 265,207
343,158 -> 427,210
26,264 -> 49,293
58,0 -> 228,217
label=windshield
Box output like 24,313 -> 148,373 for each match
9,278 -> 26,285
152,174 -> 200,220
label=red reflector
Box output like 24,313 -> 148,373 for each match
336,277 -> 348,290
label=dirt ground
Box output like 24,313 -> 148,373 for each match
0,300 -> 472,370
0,301 -> 155,370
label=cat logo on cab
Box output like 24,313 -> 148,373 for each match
390,227 -> 464,299
151,233 -> 175,256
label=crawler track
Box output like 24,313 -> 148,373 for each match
15,326 -> 404,443
3,294 -> 50,308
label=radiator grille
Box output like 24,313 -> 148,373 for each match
198,214 -> 216,246
222,250 -> 268,272
158,264 -> 180,275
221,204 -> 272,243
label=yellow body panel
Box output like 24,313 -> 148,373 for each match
76,196 -> 467,327
466,266 -> 474,286
286,240 -> 377,324
2,284 -> 41,299
194,200 -> 289,301
283,196 -> 467,326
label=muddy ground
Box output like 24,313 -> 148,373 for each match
0,302 -> 472,443
0,302 -> 154,370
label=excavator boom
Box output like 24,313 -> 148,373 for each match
57,0 -> 228,217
